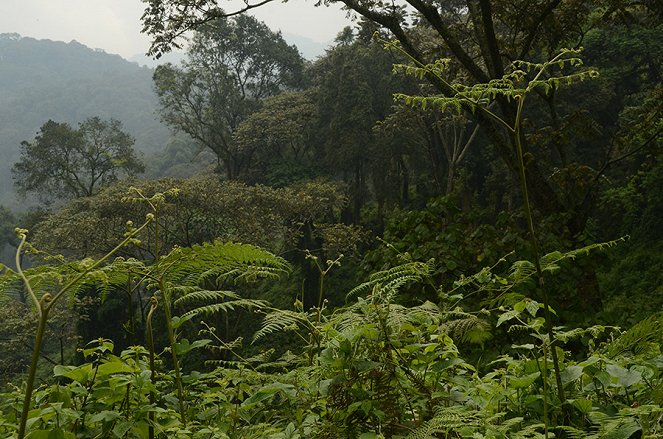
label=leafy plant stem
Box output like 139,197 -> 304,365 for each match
14,233 -> 40,316
15,218 -> 152,439
146,296 -> 158,439
158,278 -> 187,424
513,92 -> 566,418
17,297 -> 49,439
541,339 -> 550,438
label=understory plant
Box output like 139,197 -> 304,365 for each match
3,243 -> 663,438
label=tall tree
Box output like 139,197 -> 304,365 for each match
140,0 -> 659,234
152,15 -> 305,179
310,26 -> 406,223
234,90 -> 317,185
12,117 -> 144,202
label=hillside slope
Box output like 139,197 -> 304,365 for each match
0,33 -> 170,207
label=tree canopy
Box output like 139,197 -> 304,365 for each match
141,0 -> 661,236
152,14 -> 305,179
12,117 -> 144,202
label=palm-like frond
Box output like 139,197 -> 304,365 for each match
253,309 -> 315,343
601,313 -> 663,359
157,241 -> 290,287
346,258 -> 435,302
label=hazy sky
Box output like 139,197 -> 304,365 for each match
0,0 -> 352,59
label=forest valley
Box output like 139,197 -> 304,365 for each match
0,0 -> 662,437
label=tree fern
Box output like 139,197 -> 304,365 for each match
346,258 -> 435,302
389,44 -> 599,119
157,240 -> 290,287
601,312 -> 663,359
173,288 -> 269,320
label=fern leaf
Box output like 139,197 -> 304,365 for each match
253,309 -> 313,343
601,313 -> 663,359
179,297 -> 269,320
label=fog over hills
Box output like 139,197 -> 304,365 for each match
0,32 -> 329,209
128,32 -> 329,67
0,33 -> 171,209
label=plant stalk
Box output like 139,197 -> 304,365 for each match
159,280 -> 187,424
513,95 -> 566,408
17,298 -> 50,439
15,219 -> 152,438
146,296 -> 158,439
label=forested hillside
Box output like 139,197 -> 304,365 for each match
0,33 -> 170,207
0,2 -> 662,438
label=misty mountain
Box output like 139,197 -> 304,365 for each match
281,32 -> 330,60
0,33 -> 171,208
128,32 -> 329,68
129,50 -> 188,69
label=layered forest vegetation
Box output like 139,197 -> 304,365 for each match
0,0 -> 662,437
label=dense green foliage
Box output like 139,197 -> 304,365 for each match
0,1 -> 661,438
12,117 -> 145,202
153,15 -> 305,179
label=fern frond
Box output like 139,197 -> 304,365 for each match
179,297 -> 269,320
158,241 -> 290,287
509,238 -> 625,285
75,257 -> 148,303
601,313 -> 663,359
554,325 -> 616,344
0,259 -> 136,308
205,348 -> 275,369
555,424 -> 593,439
441,311 -> 492,345
253,309 -> 313,343
406,405 -> 481,439
509,260 -> 537,286
173,288 -> 240,307
347,259 -> 435,302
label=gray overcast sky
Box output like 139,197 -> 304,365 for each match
0,0 -> 352,59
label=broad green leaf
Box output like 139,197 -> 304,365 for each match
497,309 -> 520,327
89,410 -> 121,423
241,383 -> 295,407
96,361 -> 135,376
525,300 -> 540,317
510,372 -> 540,389
571,398 -> 593,414
560,365 -> 584,385
606,364 -> 642,387
25,431 -> 52,439
112,420 -> 133,437
54,364 -> 93,383
603,419 -> 641,439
